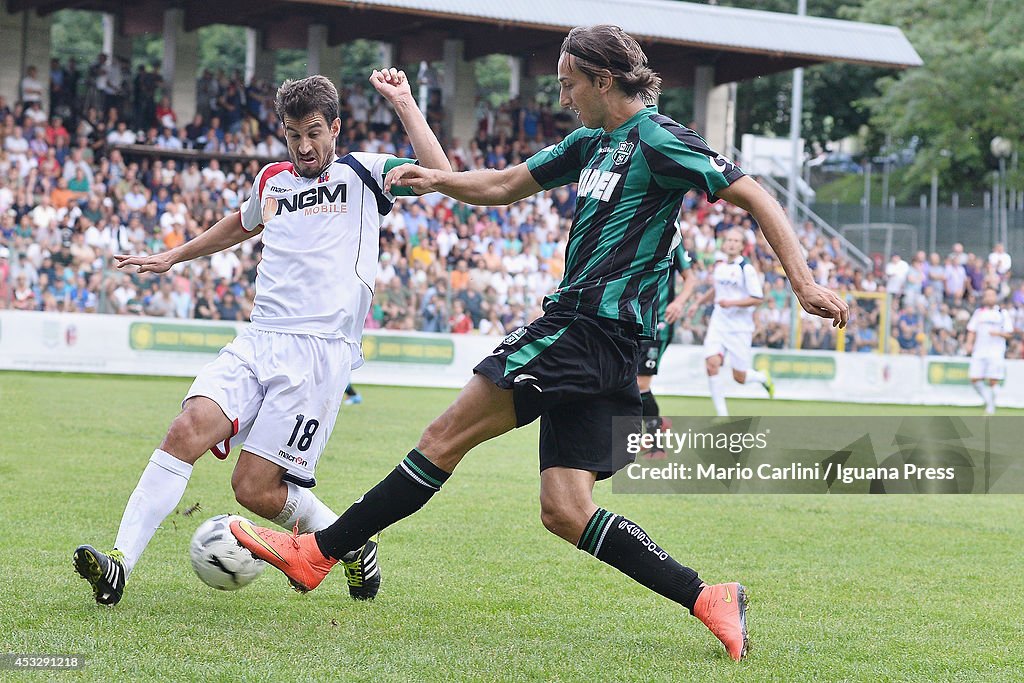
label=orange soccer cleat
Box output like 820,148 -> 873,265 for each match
693,582 -> 749,661
229,519 -> 337,592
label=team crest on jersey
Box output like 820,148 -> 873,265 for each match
613,141 -> 634,166
318,170 -> 330,183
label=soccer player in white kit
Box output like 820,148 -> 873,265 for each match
701,228 -> 774,416
73,70 -> 450,605
965,287 -> 1015,415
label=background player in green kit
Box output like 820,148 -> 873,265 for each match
233,24 -> 849,662
637,230 -> 697,458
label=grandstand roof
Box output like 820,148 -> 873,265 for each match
14,0 -> 922,84
314,0 -> 922,70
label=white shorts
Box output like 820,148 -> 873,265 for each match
185,327 -> 356,486
969,356 -> 1006,381
703,322 -> 754,372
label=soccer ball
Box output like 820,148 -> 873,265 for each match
189,514 -> 266,590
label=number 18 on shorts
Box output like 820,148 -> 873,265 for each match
185,328 -> 356,487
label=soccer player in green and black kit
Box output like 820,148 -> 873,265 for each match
637,231 -> 696,457
233,25 -> 849,661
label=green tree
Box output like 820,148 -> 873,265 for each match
51,10 -> 103,65
856,0 -> 1024,197
132,35 -> 162,71
275,40 -> 382,88
475,54 -> 510,107
197,25 -> 247,77
702,0 -> 879,149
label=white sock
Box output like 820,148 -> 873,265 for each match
272,482 -> 338,534
708,373 -> 729,416
984,384 -> 997,412
972,380 -> 987,404
114,449 -> 192,575
742,368 -> 768,385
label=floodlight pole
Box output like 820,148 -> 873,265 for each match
991,136 -> 1013,249
786,0 -> 807,227
929,168 -> 938,255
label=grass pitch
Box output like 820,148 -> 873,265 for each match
2,371 -> 1022,682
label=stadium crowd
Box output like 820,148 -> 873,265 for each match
1,59 -> 1021,359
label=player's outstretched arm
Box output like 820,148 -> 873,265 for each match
694,285 -> 715,308
370,68 -> 450,174
384,163 -> 542,206
718,176 -> 849,328
114,211 -> 260,274
720,296 -> 764,309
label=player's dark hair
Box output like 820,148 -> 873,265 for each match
561,25 -> 662,104
274,75 -> 340,125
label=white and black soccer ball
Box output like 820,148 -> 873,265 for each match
189,514 -> 266,590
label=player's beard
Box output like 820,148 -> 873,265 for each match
293,140 -> 336,179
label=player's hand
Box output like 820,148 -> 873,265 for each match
384,164 -> 444,194
114,252 -> 173,274
793,283 -> 849,328
664,300 -> 686,324
370,68 -> 412,105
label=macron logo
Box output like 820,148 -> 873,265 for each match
578,168 -> 622,202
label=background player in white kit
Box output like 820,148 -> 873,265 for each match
965,287 -> 1015,415
73,70 -> 450,605
699,228 -> 773,416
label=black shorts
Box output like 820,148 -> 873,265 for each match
637,323 -> 674,376
473,308 -> 641,480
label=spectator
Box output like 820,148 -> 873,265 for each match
420,292 -> 448,333
479,308 -> 506,335
0,69 -> 1017,367
21,65 -> 44,105
895,305 -> 925,356
144,280 -> 175,317
885,253 -> 909,299
194,285 -> 218,320
216,290 -> 242,321
448,299 -> 472,334
156,127 -> 183,150
171,278 -> 193,318
944,254 -> 967,304
255,133 -> 286,158
989,243 -> 1012,278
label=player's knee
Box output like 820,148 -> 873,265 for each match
733,369 -> 746,383
418,418 -> 445,453
539,500 -> 588,543
539,506 -> 572,540
231,477 -> 255,509
162,412 -> 209,463
231,472 -> 268,513
417,417 -> 459,468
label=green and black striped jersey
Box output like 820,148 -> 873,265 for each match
526,105 -> 742,337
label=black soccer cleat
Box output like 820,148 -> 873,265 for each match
73,545 -> 127,606
341,539 -> 381,601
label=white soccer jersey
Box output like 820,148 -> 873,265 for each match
967,306 -> 1013,358
239,152 -> 414,352
709,256 -> 763,332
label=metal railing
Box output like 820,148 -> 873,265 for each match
757,171 -> 873,271
729,144 -> 873,271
